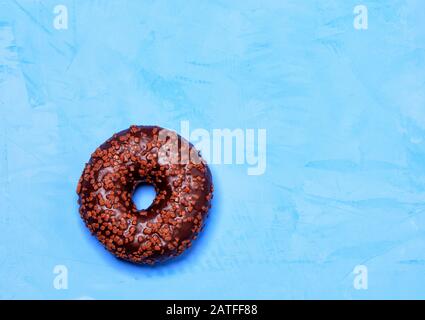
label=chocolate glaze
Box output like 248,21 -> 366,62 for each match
76,125 -> 213,264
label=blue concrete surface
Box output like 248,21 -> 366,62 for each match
1,0 -> 425,299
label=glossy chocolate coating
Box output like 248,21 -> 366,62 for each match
77,125 -> 213,264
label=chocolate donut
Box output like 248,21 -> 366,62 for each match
76,125 -> 213,264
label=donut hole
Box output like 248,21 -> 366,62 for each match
132,183 -> 157,210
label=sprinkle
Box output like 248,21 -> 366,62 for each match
76,125 -> 213,264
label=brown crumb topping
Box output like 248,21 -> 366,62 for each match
76,125 -> 213,265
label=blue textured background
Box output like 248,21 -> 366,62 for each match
1,0 -> 425,299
